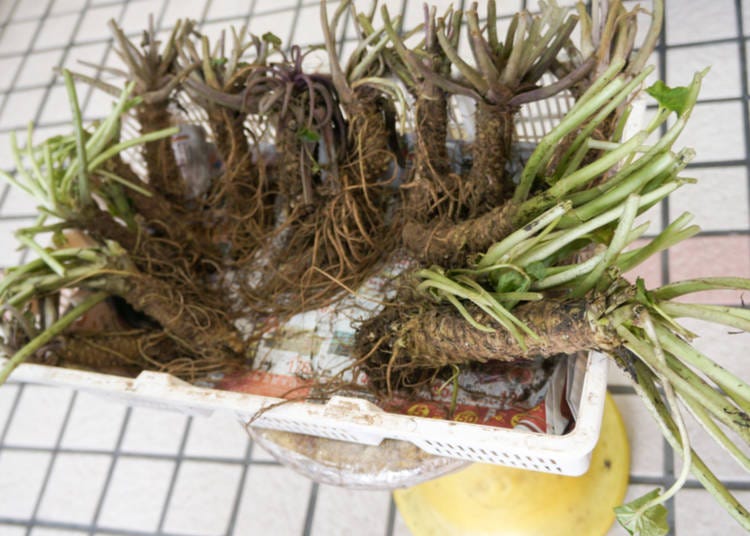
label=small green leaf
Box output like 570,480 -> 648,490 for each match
614,489 -> 669,536
525,261 -> 546,281
494,270 -> 525,293
296,127 -> 320,143
646,80 -> 691,117
211,57 -> 228,68
262,32 -> 282,47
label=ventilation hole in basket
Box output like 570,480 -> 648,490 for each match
526,456 -> 533,461
544,466 -> 551,471
424,440 -> 433,446
514,454 -> 521,460
555,467 -> 562,473
538,457 -> 545,463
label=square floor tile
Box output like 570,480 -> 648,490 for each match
205,0 -> 250,21
676,489 -> 750,535
184,411 -> 248,459
668,43 -> 741,100
666,0 -> 737,45
678,317 -> 750,387
3,385 -> 73,448
0,88 -> 47,129
668,235 -> 750,304
613,394 -> 665,476
0,219 -> 32,268
311,485 -> 391,536
16,50 -> 62,88
233,465 -> 311,535
0,450 -> 52,518
161,0 -> 205,29
36,453 -> 111,524
161,461 -> 243,535
677,101 -> 745,163
50,0 -> 88,15
13,0 -> 51,21
0,56 -> 24,93
2,185 -> 41,216
0,20 -> 41,55
36,13 -> 80,49
293,5 -> 325,46
60,392 -> 128,451
669,166 -> 749,232
120,406 -> 188,455
78,5 -> 124,41
97,457 -> 175,532
0,526 -> 26,536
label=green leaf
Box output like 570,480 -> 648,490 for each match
296,127 -> 320,143
525,261 -> 546,281
646,80 -> 691,117
211,57 -> 228,68
494,269 -> 526,294
614,489 -> 669,536
262,32 -> 282,47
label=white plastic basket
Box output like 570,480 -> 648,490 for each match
1,351 -> 607,476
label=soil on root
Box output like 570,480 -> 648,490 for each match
405,95 -> 463,222
464,102 -> 517,215
135,102 -> 186,201
401,202 -> 517,266
355,296 -> 617,393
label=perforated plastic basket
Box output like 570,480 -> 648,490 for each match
1,351 -> 608,476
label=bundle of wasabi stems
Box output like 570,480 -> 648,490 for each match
0,1 -> 749,533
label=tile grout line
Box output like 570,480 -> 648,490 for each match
154,416 -> 193,535
300,482 -> 319,536
86,407 -> 132,536
0,384 -> 25,449
385,495 -> 397,536
734,0 -> 750,255
22,390 -> 78,536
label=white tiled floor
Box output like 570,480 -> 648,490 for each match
0,0 -> 749,535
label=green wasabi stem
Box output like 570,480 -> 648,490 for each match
515,181 -> 681,266
518,130 -> 649,220
680,388 -> 750,472
553,66 -> 655,182
14,232 -> 66,277
513,75 -> 629,203
477,202 -> 571,268
617,325 -> 750,443
63,69 -> 91,209
0,248 -> 99,298
616,212 -> 701,273
628,314 -> 692,532
564,148 -> 690,224
86,126 -> 179,172
0,291 -> 109,385
627,359 -> 750,534
569,193 -> 639,299
658,302 -> 750,333
653,277 -> 750,300
655,325 -> 750,414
